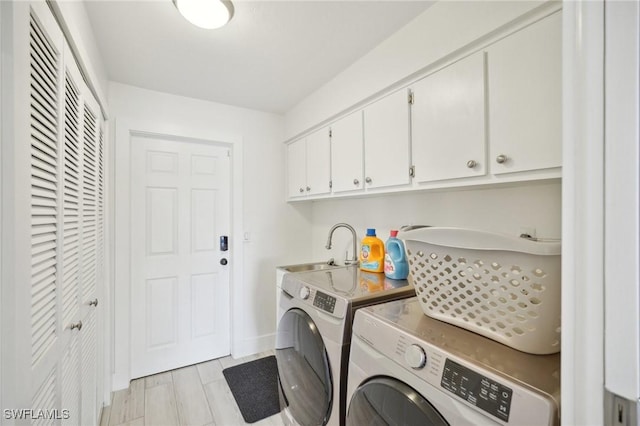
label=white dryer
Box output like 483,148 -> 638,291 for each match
346,297 -> 560,425
276,267 -> 415,426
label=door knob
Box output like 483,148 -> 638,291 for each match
220,258 -> 228,266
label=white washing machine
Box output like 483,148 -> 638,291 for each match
346,297 -> 561,425
276,266 -> 415,426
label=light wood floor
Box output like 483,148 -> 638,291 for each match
100,351 -> 284,426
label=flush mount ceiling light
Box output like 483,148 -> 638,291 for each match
173,0 -> 234,29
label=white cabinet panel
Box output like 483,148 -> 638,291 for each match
331,111 -> 363,193
364,89 -> 411,189
411,52 -> 486,183
287,128 -> 331,199
487,11 -> 562,174
286,138 -> 306,198
305,128 -> 331,196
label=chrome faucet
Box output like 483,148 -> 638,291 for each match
326,223 -> 359,266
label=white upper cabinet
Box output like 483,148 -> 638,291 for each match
486,11 -> 562,174
411,51 -> 486,183
287,138 -> 307,198
285,8 -> 562,202
330,111 -> 364,193
363,89 -> 412,189
287,128 -> 331,199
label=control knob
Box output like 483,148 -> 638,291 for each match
405,344 -> 427,369
299,286 -> 311,300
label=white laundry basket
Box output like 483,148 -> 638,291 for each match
401,227 -> 561,355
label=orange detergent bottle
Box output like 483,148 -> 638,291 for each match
359,228 -> 385,272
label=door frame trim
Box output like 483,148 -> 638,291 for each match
111,119 -> 243,390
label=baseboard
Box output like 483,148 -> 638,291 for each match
232,332 -> 276,359
112,372 -> 130,392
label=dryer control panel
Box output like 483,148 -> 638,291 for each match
441,358 -> 513,422
313,291 -> 337,313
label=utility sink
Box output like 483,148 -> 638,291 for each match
282,261 -> 347,273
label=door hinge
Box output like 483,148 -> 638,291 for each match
408,90 -> 414,105
329,180 -> 333,189
227,149 -> 231,157
409,165 -> 415,177
329,129 -> 333,138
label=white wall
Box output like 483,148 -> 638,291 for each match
109,82 -> 311,389
284,0 -> 550,140
310,182 -> 561,264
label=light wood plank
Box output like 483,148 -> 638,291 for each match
99,404 -> 111,426
108,389 -> 128,426
109,379 -> 144,425
196,359 -> 224,384
145,371 -> 173,389
204,379 -> 245,426
252,413 -> 285,426
128,379 -> 145,420
145,383 -> 179,426
114,417 -> 144,426
172,366 -> 213,425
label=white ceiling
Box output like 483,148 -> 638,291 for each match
84,0 -> 434,114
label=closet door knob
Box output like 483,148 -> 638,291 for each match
353,179 -> 359,186
496,154 -> 508,164
365,177 -> 372,184
466,160 -> 477,169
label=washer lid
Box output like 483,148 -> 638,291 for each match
347,376 -> 449,426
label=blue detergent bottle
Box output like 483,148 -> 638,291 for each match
384,230 -> 409,280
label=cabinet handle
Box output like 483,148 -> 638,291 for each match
89,299 -> 98,307
70,321 -> 83,331
299,187 -> 304,193
466,160 -> 477,169
365,177 -> 372,184
353,179 -> 359,186
306,186 -> 311,192
496,155 -> 508,164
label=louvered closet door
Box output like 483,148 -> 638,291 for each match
28,5 -> 67,423
80,88 -> 102,426
21,3 -> 104,425
61,40 -> 84,426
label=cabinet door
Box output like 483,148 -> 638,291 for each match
331,111 -> 363,193
487,11 -> 562,174
305,128 -> 331,196
287,138 -> 306,198
411,52 -> 486,183
364,89 -> 411,189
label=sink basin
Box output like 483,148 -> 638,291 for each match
282,262 -> 346,273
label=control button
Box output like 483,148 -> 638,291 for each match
404,344 -> 427,369
299,286 -> 310,300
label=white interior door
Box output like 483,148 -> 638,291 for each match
130,135 -> 231,378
